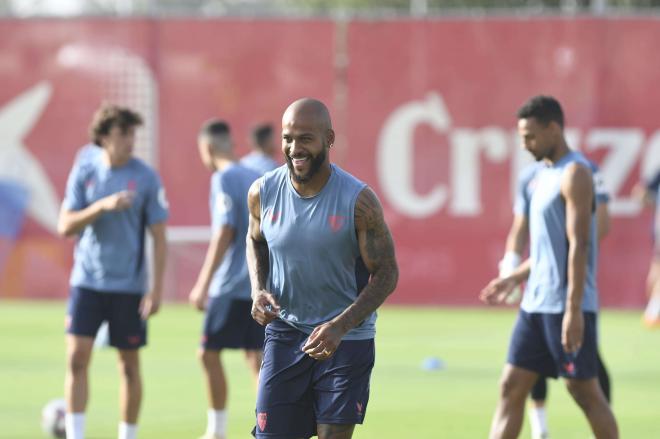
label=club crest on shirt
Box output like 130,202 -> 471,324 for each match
328,215 -> 345,232
257,412 -> 267,431
265,207 -> 280,224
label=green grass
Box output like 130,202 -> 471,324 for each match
1,301 -> 658,438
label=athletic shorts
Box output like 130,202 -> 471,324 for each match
253,320 -> 374,438
202,297 -> 265,351
66,286 -> 146,350
508,310 -> 598,380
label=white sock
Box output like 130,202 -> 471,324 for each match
65,413 -> 85,439
206,409 -> 227,437
644,295 -> 660,320
528,406 -> 548,437
118,422 -> 138,439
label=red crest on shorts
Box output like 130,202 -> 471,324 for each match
356,402 -> 363,414
328,215 -> 345,232
127,335 -> 141,345
257,412 -> 267,431
564,361 -> 576,375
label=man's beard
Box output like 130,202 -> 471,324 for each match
286,147 -> 327,183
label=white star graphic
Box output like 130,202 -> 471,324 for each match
0,82 -> 59,233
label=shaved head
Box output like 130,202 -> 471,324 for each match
282,98 -> 333,132
281,98 -> 335,186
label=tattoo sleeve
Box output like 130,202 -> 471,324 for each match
246,179 -> 270,295
333,187 -> 399,333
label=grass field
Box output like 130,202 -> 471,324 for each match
1,301 -> 658,439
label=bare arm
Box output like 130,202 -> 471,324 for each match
561,163 -> 594,353
140,221 -> 167,319
57,191 -> 135,237
504,214 -> 529,255
246,178 -> 279,325
596,202 -> 610,241
303,187 -> 398,360
189,225 -> 235,310
334,187 -> 399,332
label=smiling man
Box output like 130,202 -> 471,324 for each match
246,98 -> 399,439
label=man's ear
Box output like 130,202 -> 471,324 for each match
327,129 -> 335,148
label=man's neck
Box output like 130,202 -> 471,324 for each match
546,141 -> 570,165
102,150 -> 130,168
290,164 -> 332,198
213,155 -> 237,172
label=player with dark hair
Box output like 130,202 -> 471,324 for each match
59,104 -> 169,439
500,156 -> 612,438
240,123 -> 279,175
247,98 -> 398,439
190,119 -> 263,439
481,95 -> 618,439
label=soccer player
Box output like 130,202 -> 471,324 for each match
58,104 -> 169,439
240,123 -> 280,175
499,158 -> 612,439
189,120 -> 263,439
633,170 -> 660,327
246,98 -> 398,439
480,95 -> 618,439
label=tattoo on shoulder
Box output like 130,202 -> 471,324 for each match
355,188 -> 383,229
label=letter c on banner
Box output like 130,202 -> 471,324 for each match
377,93 -> 451,219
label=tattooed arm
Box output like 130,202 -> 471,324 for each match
303,187 -> 398,360
246,178 -> 280,325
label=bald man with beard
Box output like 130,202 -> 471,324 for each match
246,98 -> 399,439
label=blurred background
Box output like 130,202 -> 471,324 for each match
2,0 -> 659,306
1,1 -> 659,438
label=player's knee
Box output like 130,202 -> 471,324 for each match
199,349 -> 220,369
499,374 -> 527,401
565,380 -> 596,410
67,351 -> 89,375
117,355 -> 140,382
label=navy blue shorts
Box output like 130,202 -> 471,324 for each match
66,286 -> 146,350
202,297 -> 265,351
253,321 -> 374,438
508,310 -> 598,379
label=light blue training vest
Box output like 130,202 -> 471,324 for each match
522,151 -> 599,313
259,164 -> 374,340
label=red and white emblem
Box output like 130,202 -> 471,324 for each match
257,412 -> 267,431
328,215 -> 345,232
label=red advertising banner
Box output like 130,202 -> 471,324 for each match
0,18 -> 657,307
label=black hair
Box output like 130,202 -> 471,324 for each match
199,119 -> 230,138
516,95 -> 564,128
251,124 -> 273,149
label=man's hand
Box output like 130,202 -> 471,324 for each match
562,310 -> 584,354
140,290 -> 161,320
98,190 -> 135,212
189,284 -> 208,311
480,276 -> 519,305
302,321 -> 346,361
251,290 -> 280,326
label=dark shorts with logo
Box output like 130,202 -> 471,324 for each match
202,297 -> 265,351
508,310 -> 598,380
67,286 -> 146,350
253,320 -> 374,438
